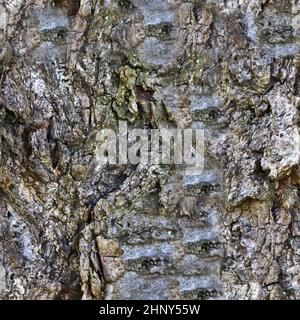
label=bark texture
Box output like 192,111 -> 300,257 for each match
0,0 -> 300,300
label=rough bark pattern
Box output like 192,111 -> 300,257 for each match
0,0 -> 300,299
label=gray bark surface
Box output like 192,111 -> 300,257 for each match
0,0 -> 300,299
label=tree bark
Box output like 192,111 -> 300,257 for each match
0,0 -> 300,299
